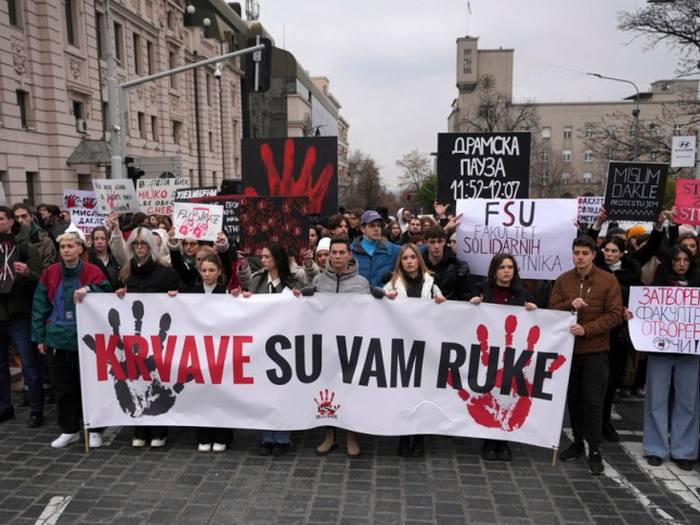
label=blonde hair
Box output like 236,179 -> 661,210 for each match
388,243 -> 433,291
118,227 -> 168,282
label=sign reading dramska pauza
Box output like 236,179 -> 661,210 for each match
455,199 -> 577,280
77,294 -> 575,450
629,286 -> 700,355
437,132 -> 531,204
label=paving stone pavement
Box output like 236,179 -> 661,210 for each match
1,393 -> 699,524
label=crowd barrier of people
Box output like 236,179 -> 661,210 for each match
0,200 -> 698,477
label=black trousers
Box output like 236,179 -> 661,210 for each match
47,348 -> 82,434
603,326 -> 629,423
567,352 -> 609,451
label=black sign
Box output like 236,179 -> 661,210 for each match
0,233 -> 18,294
174,187 -> 217,201
437,132 -> 531,204
603,162 -> 668,221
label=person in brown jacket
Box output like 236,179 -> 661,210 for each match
549,235 -> 623,476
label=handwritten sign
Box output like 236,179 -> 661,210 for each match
603,162 -> 668,221
437,132 -> 531,204
0,233 -> 18,294
674,178 -> 700,226
629,286 -> 700,355
455,199 -> 577,280
172,202 -> 224,242
577,196 -> 604,225
63,189 -> 107,234
92,179 -> 139,214
137,178 -> 189,216
188,195 -> 241,237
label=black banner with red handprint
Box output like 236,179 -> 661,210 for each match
242,137 -> 338,220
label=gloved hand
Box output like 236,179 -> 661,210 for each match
300,286 -> 316,297
370,286 -> 386,299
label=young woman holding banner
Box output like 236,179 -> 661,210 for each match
642,245 -> 700,471
384,243 -> 445,457
469,253 -> 537,462
235,242 -> 302,456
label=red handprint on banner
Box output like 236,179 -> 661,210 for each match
244,139 -> 334,214
315,389 -> 341,417
447,315 -> 566,432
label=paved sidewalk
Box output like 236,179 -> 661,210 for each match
0,395 -> 698,524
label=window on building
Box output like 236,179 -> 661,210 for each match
9,0 -> 22,27
563,150 -> 572,162
561,172 -> 570,185
101,102 -> 109,131
583,172 -> 593,184
628,125 -> 637,138
607,125 -> 616,137
173,120 -> 182,144
168,50 -> 178,89
585,126 -> 594,139
607,148 -> 615,160
16,90 -> 29,128
146,40 -> 154,75
65,0 -> 78,46
96,12 -> 105,59
478,104 -> 494,119
208,131 -> 214,152
26,172 -> 37,204
114,22 -> 123,62
541,127 -> 551,139
206,73 -> 212,105
137,112 -> 146,138
77,174 -> 92,191
151,116 -> 158,141
563,126 -> 572,139
584,149 -> 593,162
133,33 -> 141,74
540,150 -> 549,163
673,124 -> 682,136
166,10 -> 174,30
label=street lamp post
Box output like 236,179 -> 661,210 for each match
588,73 -> 640,160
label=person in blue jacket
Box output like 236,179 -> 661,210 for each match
350,210 -> 401,287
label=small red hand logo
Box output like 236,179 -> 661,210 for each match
314,389 -> 341,417
448,315 -> 566,432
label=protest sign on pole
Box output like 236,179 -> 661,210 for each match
577,196 -> 604,226
137,178 -> 189,216
603,162 -> 668,221
0,233 -> 18,294
671,136 -> 697,168
92,179 -> 139,214
673,178 -> 700,226
172,202 -> 224,242
437,132 -> 531,205
628,286 -> 700,355
63,189 -> 107,235
242,137 -> 338,220
455,199 -> 577,279
77,293 -> 574,450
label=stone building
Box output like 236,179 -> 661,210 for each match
0,0 -> 349,207
448,36 -> 698,198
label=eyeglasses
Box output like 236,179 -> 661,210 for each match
183,241 -> 199,247
132,241 -> 149,247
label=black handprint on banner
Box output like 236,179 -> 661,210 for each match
83,300 -> 189,418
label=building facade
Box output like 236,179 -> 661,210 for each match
448,36 -> 698,198
0,0 -> 349,208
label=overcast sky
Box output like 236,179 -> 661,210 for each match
256,0 -> 683,190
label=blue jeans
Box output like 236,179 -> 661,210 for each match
0,318 -> 43,411
643,353 -> 700,460
262,430 -> 291,444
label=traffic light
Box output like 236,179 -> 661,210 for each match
244,37 -> 272,92
406,192 -> 412,200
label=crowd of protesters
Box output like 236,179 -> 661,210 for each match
0,198 -> 699,477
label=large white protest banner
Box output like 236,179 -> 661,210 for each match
172,202 -> 224,242
137,178 -> 189,216
455,199 -> 577,279
628,286 -> 700,355
78,293 -> 575,450
93,179 -> 139,214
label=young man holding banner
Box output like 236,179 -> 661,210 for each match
549,236 -> 622,475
